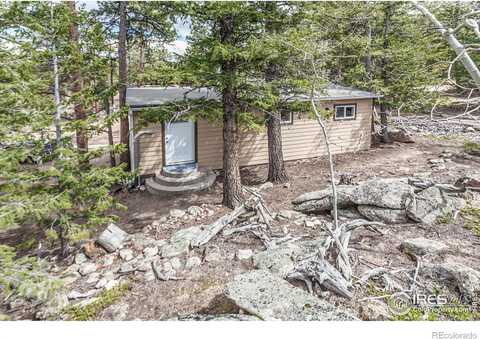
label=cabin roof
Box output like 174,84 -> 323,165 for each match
126,84 -> 381,109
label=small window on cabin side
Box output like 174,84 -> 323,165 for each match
334,104 -> 356,120
280,111 -> 293,125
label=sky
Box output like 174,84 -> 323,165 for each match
78,0 -> 189,55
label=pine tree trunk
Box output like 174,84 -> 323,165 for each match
220,15 -> 243,209
118,0 -> 130,168
67,1 -> 88,153
364,3 -> 373,91
107,58 -> 116,167
380,3 -> 393,144
265,2 -> 288,184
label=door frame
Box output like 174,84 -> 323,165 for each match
162,120 -> 198,167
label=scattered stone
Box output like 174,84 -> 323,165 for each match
236,249 -> 253,261
143,270 -> 156,282
135,259 -> 153,272
82,240 -> 104,259
85,272 -> 101,284
401,238 -> 448,257
169,257 -> 183,271
152,260 -> 177,281
67,289 -> 98,300
143,246 -> 159,258
204,250 -> 222,263
118,262 -> 135,274
101,254 -> 115,267
104,279 -> 119,290
224,270 -> 357,320
102,302 -> 129,321
187,206 -> 203,217
428,158 -> 445,165
74,253 -> 88,265
359,300 -> 390,321
185,256 -> 202,269
406,186 -> 466,225
119,249 -> 134,262
304,219 -> 316,229
389,128 -> 414,143
357,205 -> 410,224
425,261 -> 480,302
465,126 -> 476,133
169,209 -> 186,219
78,263 -> 97,276
97,223 -> 127,253
283,183 -> 291,189
161,226 -> 202,258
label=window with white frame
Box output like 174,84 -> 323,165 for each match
280,111 -> 293,124
334,104 -> 356,120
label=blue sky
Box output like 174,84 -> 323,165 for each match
78,0 -> 189,54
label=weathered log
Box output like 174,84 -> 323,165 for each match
288,254 -> 353,299
191,183 -> 272,247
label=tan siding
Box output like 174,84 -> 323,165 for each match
137,121 -> 163,175
138,98 -> 373,174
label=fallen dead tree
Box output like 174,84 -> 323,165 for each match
190,182 -> 275,248
287,218 -> 385,299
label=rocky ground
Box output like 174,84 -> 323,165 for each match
2,128 -> 480,321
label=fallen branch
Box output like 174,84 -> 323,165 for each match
191,183 -> 272,247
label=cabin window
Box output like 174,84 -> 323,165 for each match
334,104 -> 356,120
280,111 -> 293,125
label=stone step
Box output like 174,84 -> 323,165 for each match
153,169 -> 207,187
146,171 -> 216,196
161,163 -> 198,178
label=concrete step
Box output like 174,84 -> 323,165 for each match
161,163 -> 198,178
153,169 -> 207,187
146,171 -> 216,196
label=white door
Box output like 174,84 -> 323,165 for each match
165,121 -> 195,165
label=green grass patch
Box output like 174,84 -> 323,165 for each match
390,305 -> 480,321
64,282 -> 130,321
436,211 -> 454,224
461,205 -> 480,236
464,141 -> 480,156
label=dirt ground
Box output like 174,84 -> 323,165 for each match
91,135 -> 480,320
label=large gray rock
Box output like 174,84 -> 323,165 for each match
253,238 -> 327,278
335,208 -> 364,220
425,261 -> 480,302
406,186 -> 466,225
160,226 -> 202,258
224,270 -> 357,320
357,205 -> 410,224
400,238 -> 448,257
172,314 -> 259,321
292,185 -> 356,213
97,223 -> 127,253
350,179 -> 414,209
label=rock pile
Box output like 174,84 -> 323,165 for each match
392,117 -> 480,143
292,177 -> 467,225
